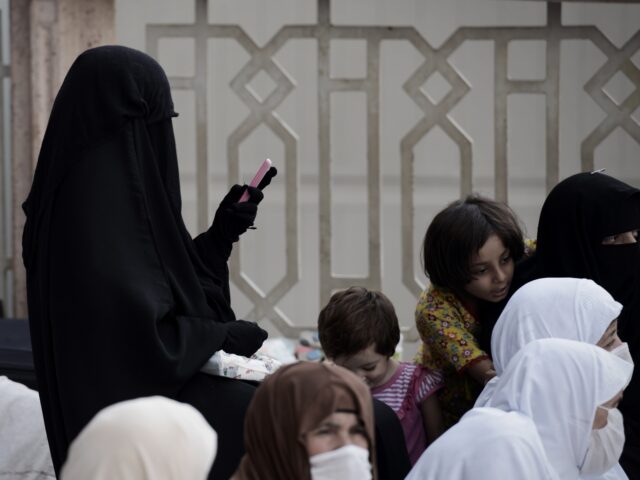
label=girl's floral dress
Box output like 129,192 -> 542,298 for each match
414,285 -> 489,427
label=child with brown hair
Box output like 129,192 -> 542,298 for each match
415,194 -> 527,427
318,287 -> 444,465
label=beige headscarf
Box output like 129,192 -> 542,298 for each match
233,362 -> 376,480
61,396 -> 217,480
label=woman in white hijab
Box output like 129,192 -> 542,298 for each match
488,278 -> 626,379
0,376 -> 55,479
407,338 -> 632,480
475,277 -> 632,479
61,396 -> 217,480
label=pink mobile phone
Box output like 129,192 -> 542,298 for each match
238,158 -> 272,202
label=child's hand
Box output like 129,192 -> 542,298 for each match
467,358 -> 496,385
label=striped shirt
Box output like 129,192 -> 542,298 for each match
371,362 -> 443,465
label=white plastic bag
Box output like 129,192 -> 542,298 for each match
201,351 -> 282,381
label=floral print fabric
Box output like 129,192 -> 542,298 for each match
414,284 -> 488,426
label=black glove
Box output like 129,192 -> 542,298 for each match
257,166 -> 278,190
208,167 -> 277,252
211,184 -> 263,244
222,320 -> 268,357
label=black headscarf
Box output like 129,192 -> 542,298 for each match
22,46 -> 256,476
511,171 -> 640,477
533,172 -> 640,311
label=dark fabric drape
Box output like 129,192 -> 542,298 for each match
23,45 -> 257,478
372,398 -> 412,480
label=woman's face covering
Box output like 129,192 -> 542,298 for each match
592,390 -> 624,430
303,412 -> 369,457
535,173 -> 640,304
595,320 -> 623,351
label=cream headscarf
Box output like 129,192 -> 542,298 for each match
61,396 -> 217,480
485,338 -> 632,480
476,277 -> 621,407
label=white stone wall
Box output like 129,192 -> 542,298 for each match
115,0 -> 640,357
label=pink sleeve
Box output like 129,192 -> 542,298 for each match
414,366 -> 444,404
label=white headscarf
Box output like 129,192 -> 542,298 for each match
484,338 -> 632,480
0,376 -> 55,479
406,407 -> 558,480
61,396 -> 217,480
476,277 -> 621,407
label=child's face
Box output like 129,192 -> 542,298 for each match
463,234 -> 514,303
333,345 -> 391,388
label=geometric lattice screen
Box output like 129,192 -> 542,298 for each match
138,0 -> 640,342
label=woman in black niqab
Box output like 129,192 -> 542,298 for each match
498,171 -> 640,478
22,45 -> 271,479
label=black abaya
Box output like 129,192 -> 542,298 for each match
22,46 -> 267,478
372,398 -> 412,480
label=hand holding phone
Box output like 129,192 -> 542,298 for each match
238,158 -> 272,202
210,159 -> 276,246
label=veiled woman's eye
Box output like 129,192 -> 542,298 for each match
601,230 -> 639,245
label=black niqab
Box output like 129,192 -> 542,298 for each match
534,172 -> 640,310
23,46 -> 253,478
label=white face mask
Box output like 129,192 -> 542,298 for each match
611,342 -> 634,366
580,407 -> 625,476
309,444 -> 372,480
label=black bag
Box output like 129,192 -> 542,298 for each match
0,318 -> 38,390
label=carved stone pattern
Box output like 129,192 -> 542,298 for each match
146,0 -> 640,341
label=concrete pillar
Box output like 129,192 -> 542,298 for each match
11,0 -> 34,318
58,0 -> 115,83
10,0 -> 115,317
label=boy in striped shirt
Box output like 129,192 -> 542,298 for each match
318,287 -> 445,465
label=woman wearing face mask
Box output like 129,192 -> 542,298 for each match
479,172 -> 640,477
408,338 -> 633,480
475,277 -> 632,479
232,362 -> 376,480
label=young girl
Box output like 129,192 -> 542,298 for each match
414,195 -> 526,427
318,287 -> 444,465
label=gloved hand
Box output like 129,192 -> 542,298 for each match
210,167 -> 278,243
211,184 -> 263,244
256,166 -> 278,190
222,320 -> 268,357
